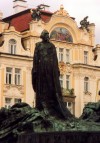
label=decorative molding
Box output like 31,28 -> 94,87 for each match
54,5 -> 69,17
58,61 -> 66,74
59,62 -> 73,74
3,84 -> 24,97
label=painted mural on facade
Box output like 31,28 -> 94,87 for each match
50,27 -> 73,42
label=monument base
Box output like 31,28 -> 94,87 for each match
17,131 -> 100,143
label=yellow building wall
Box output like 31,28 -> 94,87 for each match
0,5 -> 99,117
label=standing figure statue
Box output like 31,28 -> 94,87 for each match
32,30 -> 73,119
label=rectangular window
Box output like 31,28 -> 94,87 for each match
84,51 -> 88,64
6,67 -> 12,84
5,98 -> 12,109
59,75 -> 63,88
66,75 -> 70,90
66,102 -> 73,114
9,44 -> 16,54
15,68 -> 21,85
5,98 -> 12,104
84,81 -> 88,92
84,77 -> 89,92
14,98 -> 21,104
59,48 -> 63,62
66,49 -> 70,63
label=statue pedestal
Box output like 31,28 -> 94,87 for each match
18,131 -> 100,143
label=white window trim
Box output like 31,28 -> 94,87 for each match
9,39 -> 17,54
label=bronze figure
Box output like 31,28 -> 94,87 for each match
80,16 -> 89,31
32,30 -> 72,119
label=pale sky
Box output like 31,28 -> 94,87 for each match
0,0 -> 100,44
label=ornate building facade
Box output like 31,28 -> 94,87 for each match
0,0 -> 100,117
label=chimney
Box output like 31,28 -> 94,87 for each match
13,0 -> 28,14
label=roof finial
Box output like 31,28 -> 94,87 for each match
60,4 -> 64,10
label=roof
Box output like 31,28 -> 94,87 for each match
3,9 -> 53,32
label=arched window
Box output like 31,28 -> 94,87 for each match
84,77 -> 89,92
9,39 -> 16,54
50,27 -> 73,43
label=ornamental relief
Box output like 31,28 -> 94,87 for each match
3,85 -> 24,96
58,62 -> 73,74
58,61 -> 66,74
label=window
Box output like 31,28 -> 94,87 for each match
59,48 -> 63,62
5,98 -> 12,108
5,98 -> 12,104
84,77 -> 89,92
6,67 -> 21,85
65,102 -> 74,114
66,49 -> 70,63
15,68 -> 21,85
59,75 -> 63,88
6,67 -> 12,84
84,51 -> 88,64
66,75 -> 70,90
9,39 -> 16,54
14,98 -> 21,104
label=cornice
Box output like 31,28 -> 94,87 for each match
73,63 -> 100,70
0,52 -> 33,61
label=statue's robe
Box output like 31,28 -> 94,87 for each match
32,41 -> 72,119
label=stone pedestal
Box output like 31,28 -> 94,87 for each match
17,131 -> 100,143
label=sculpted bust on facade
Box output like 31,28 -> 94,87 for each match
32,29 -> 73,119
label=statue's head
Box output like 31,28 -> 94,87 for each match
40,30 -> 49,42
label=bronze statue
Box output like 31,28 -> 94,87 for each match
80,16 -> 89,31
32,29 -> 72,119
30,5 -> 44,21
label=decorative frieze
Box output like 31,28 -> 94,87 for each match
59,62 -> 73,74
3,84 -> 24,97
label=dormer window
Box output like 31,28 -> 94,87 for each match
9,39 -> 16,54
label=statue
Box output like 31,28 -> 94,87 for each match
1,30 -> 100,143
32,29 -> 73,119
80,101 -> 100,122
30,5 -> 45,21
80,16 -> 89,31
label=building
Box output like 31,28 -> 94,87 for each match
0,0 -> 100,117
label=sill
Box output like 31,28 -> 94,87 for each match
5,84 -> 22,87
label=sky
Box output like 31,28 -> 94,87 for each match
0,0 -> 99,44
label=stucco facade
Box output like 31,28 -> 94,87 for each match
0,4 -> 100,117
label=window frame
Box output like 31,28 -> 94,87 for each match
59,48 -> 64,62
66,75 -> 70,90
66,49 -> 70,63
15,68 -> 21,85
84,51 -> 88,64
9,39 -> 17,54
6,67 -> 12,84
84,77 -> 89,92
59,74 -> 63,88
